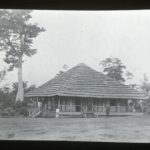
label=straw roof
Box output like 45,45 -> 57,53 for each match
25,63 -> 147,100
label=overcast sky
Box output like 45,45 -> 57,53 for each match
1,9 -> 150,87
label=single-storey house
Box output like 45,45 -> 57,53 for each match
25,63 -> 147,117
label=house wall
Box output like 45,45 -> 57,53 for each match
115,99 -> 128,112
119,100 -> 128,112
59,97 -> 76,112
93,99 -> 103,112
92,99 -> 127,113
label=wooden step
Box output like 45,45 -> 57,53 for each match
82,112 -> 96,118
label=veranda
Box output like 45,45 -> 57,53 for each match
28,96 -> 131,117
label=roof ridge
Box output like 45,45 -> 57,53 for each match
56,64 -> 86,95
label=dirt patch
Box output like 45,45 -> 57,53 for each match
0,116 -> 150,142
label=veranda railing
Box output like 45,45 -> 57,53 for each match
41,104 -> 105,112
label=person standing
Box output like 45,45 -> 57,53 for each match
105,100 -> 111,117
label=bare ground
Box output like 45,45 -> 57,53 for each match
0,115 -> 150,142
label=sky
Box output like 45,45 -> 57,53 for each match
1,9 -> 150,87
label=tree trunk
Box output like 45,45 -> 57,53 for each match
16,35 -> 24,102
16,57 -> 24,102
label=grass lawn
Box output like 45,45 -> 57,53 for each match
0,115 -> 150,142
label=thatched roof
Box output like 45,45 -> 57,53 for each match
25,63 -> 147,100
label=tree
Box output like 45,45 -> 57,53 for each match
0,10 -> 45,101
62,64 -> 69,70
0,85 -> 15,112
99,57 -> 133,82
12,81 -> 28,96
12,81 -> 36,96
55,64 -> 69,78
129,84 -> 142,92
24,84 -> 36,94
141,74 -> 150,95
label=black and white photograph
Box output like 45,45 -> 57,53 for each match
0,9 -> 150,142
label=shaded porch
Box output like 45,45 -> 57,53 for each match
27,96 -> 139,118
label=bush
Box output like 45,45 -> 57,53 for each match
143,99 -> 150,114
14,101 -> 29,117
0,107 -> 15,117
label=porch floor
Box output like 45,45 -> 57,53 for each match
59,112 -> 143,118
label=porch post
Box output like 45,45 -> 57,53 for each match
36,97 -> 38,108
48,97 -> 50,110
52,97 -> 54,109
102,100 -> 105,112
70,98 -> 72,112
85,99 -> 87,117
84,99 -> 87,118
115,100 -> 117,112
96,99 -> 98,118
58,97 -> 60,110
81,99 -> 82,112
126,100 -> 128,112
141,100 -> 144,113
117,100 -> 120,113
56,97 -> 60,118
45,97 -> 48,110
97,99 -> 98,112
92,98 -> 93,112
43,97 -> 46,110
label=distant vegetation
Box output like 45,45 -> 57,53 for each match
99,57 -> 133,82
0,82 -> 36,117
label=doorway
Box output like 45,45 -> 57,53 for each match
87,100 -> 93,112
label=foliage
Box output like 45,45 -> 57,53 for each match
11,81 -> 27,96
12,82 -> 36,116
25,84 -> 36,94
0,82 -> 36,117
0,9 -> 45,71
99,57 -> 133,82
56,71 -> 65,77
0,107 -> 15,117
62,64 -> 69,70
0,85 -> 16,117
0,87 -> 15,109
14,101 -> 28,117
55,64 -> 69,78
0,9 -> 45,101
139,74 -> 150,114
11,81 -> 36,96
140,74 -> 150,95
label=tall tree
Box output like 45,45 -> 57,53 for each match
99,57 -> 133,82
0,10 -> 45,101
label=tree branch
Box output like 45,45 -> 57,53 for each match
0,68 -> 6,82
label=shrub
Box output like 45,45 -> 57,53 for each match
0,107 -> 15,117
143,99 -> 150,114
14,101 -> 28,117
